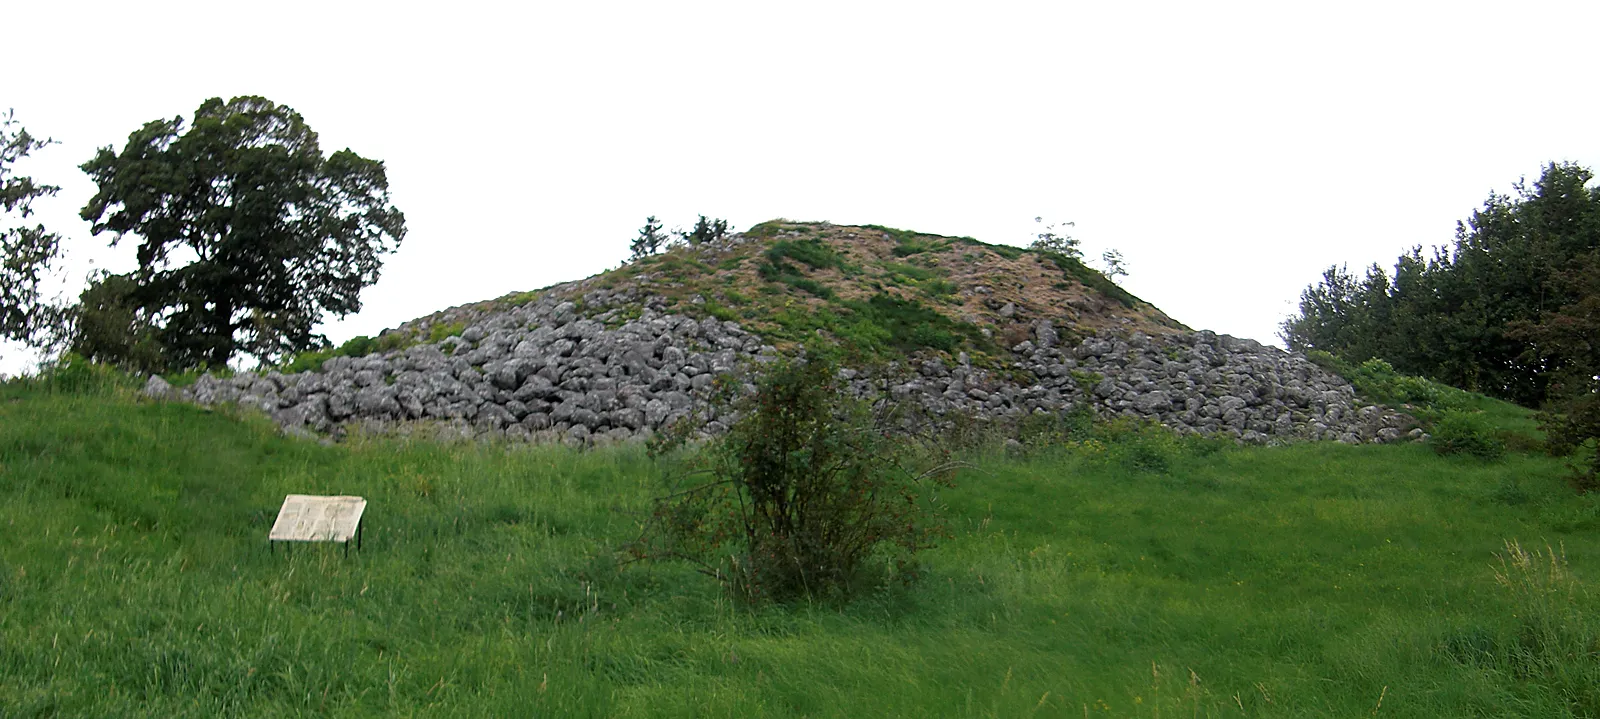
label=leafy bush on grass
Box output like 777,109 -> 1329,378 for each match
631,354 -> 959,603
1430,410 -> 1507,460
1346,357 -> 1474,413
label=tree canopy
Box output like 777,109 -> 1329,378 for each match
1282,162 -> 1600,407
0,109 -> 66,354
78,96 -> 405,370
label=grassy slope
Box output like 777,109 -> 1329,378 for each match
3,382 -> 1599,717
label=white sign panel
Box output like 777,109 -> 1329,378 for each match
269,495 -> 367,543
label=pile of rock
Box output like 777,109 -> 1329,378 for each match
148,289 -> 1413,446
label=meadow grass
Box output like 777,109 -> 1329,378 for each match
2,380 -> 1598,716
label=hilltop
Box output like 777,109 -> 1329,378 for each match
155,221 -> 1412,445
397,220 -> 1184,361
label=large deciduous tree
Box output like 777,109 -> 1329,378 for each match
79,96 -> 405,370
0,109 -> 67,354
1510,251 -> 1600,488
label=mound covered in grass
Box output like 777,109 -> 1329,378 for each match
3,378 -> 1598,717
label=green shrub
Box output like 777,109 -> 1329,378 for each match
702,302 -> 739,322
884,262 -> 936,282
376,331 -> 414,353
70,273 -> 167,374
1430,410 -> 1506,460
921,278 -> 959,299
1016,407 -> 1096,448
631,354 -> 958,603
907,324 -> 956,351
427,321 -> 467,343
848,294 -> 983,354
30,354 -> 138,396
788,277 -> 834,299
501,290 -> 541,307
1349,358 -> 1473,413
759,256 -> 837,299
766,239 -> 842,270
280,333 -> 392,374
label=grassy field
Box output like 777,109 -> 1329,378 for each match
2,377 -> 1598,717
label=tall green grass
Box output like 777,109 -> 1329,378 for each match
2,379 -> 1598,716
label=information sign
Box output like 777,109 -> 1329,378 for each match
269,494 -> 367,547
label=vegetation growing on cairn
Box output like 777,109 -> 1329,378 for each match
268,218 -> 1180,375
613,219 -> 1179,366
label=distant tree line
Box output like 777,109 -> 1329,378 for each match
0,97 -> 406,374
1282,162 -> 1599,484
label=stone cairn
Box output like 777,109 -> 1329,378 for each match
145,285 -> 1415,447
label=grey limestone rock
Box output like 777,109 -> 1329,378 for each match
163,285 -> 1413,450
143,375 -> 175,400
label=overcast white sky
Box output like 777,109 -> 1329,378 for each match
5,1 -> 1598,375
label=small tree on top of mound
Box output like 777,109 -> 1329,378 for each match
629,216 -> 666,261
628,352 -> 961,603
1030,216 -> 1081,259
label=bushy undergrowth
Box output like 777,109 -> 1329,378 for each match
1311,353 -> 1529,460
1430,410 -> 1508,460
764,239 -> 842,271
278,332 -> 412,373
761,294 -> 989,359
631,355 -> 959,603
